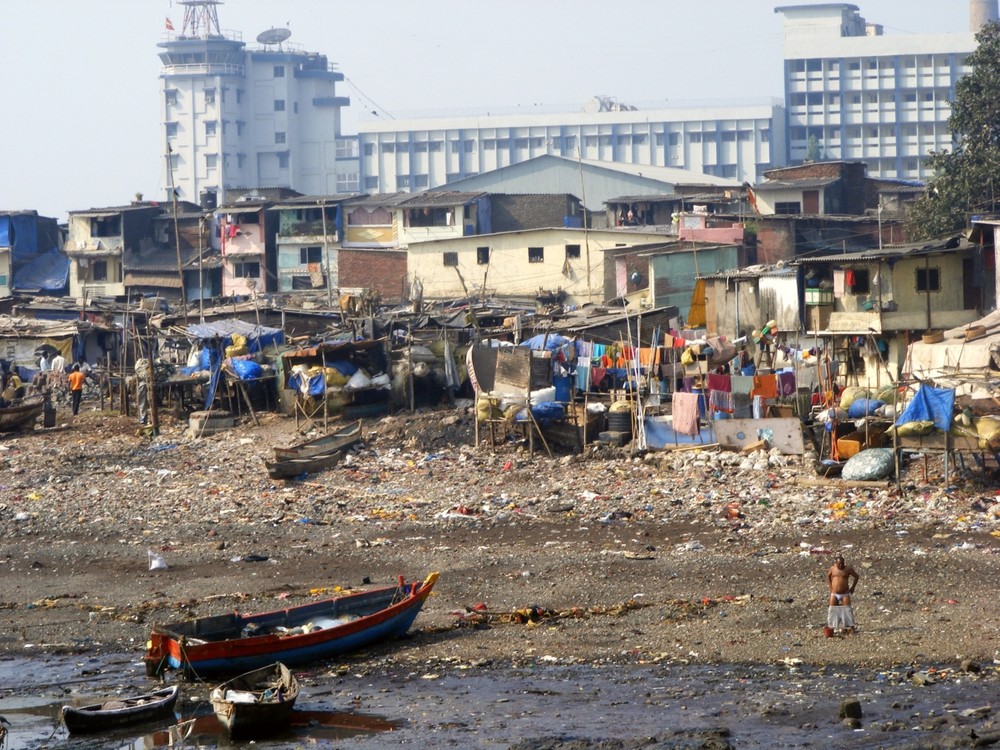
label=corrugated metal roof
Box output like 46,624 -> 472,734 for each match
754,177 -> 839,191
397,191 -> 486,208
700,266 -> 797,281
344,193 -> 411,208
605,194 -> 682,204
124,273 -> 182,288
796,238 -> 968,263
269,193 -> 363,210
217,204 -> 267,214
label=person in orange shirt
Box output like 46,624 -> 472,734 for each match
67,364 -> 86,416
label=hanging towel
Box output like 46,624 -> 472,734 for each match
833,269 -> 845,298
730,375 -> 754,395
638,348 -> 654,366
709,389 -> 735,414
672,392 -> 701,436
707,373 -> 731,393
751,374 -> 778,400
777,372 -> 797,397
575,365 -> 591,392
752,395 -> 766,419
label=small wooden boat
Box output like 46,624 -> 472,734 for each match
0,395 -> 44,432
264,447 -> 352,480
814,459 -> 847,478
145,572 -> 439,677
272,420 -> 362,460
61,684 -> 180,734
210,662 -> 299,738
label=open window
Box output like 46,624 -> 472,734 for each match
848,268 -> 870,295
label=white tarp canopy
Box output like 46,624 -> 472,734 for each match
905,310 -> 1000,398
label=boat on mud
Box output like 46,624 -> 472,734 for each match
61,684 -> 180,734
0,395 -> 45,432
144,572 -> 439,677
210,662 -> 299,738
271,420 -> 362,460
265,420 -> 364,479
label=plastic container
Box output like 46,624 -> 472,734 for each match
691,388 -> 707,418
553,375 -> 572,403
607,411 -> 633,435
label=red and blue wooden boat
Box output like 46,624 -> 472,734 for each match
144,573 -> 438,677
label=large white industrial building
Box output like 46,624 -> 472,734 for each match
355,97 -> 785,193
157,1 -> 1000,200
775,2 -> 994,180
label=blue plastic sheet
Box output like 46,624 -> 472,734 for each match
230,359 -> 262,380
513,402 -> 565,425
520,333 -> 571,351
848,398 -> 885,419
894,385 -> 955,432
288,372 -> 327,397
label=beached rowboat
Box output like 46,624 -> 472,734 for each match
272,420 -> 362,460
264,447 -> 350,480
210,662 -> 299,738
0,395 -> 44,432
61,684 -> 180,734
144,572 -> 439,677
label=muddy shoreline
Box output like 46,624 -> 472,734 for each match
2,407 -> 1000,747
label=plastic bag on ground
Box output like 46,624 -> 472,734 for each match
841,448 -> 894,481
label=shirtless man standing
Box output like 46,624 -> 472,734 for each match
827,555 -> 860,633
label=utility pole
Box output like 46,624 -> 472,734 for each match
321,199 -> 332,308
166,141 -> 189,325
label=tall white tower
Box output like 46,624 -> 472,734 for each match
158,0 -> 356,207
970,0 -> 999,30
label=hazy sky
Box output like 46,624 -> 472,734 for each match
0,0 -> 973,222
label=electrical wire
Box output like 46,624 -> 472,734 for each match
344,77 -> 395,120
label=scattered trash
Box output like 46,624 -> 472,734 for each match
147,549 -> 168,571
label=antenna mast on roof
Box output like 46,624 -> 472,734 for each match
179,0 -> 224,38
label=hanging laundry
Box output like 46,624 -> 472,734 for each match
709,389 -> 735,414
777,372 -> 797,397
730,375 -> 754,395
752,395 -> 766,419
707,373 -> 731,393
751,374 -> 778,400
672,392 -> 701,436
833,269 -> 845,298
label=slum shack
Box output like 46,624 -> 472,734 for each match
471,336 -> 595,454
279,339 -> 391,427
161,320 -> 284,417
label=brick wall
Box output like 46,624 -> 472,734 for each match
339,248 -> 408,302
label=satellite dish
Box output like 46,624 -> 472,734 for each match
256,27 -> 291,46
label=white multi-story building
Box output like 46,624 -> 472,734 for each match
775,2 -> 995,180
356,97 -> 785,193
158,0 -> 358,208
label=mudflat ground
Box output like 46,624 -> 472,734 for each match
2,405 -> 1000,748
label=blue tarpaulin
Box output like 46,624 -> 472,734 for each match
1,214 -> 66,293
520,333 -> 571,352
643,415 -> 715,448
13,249 -> 69,293
894,385 -> 955,432
288,372 -> 327,398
